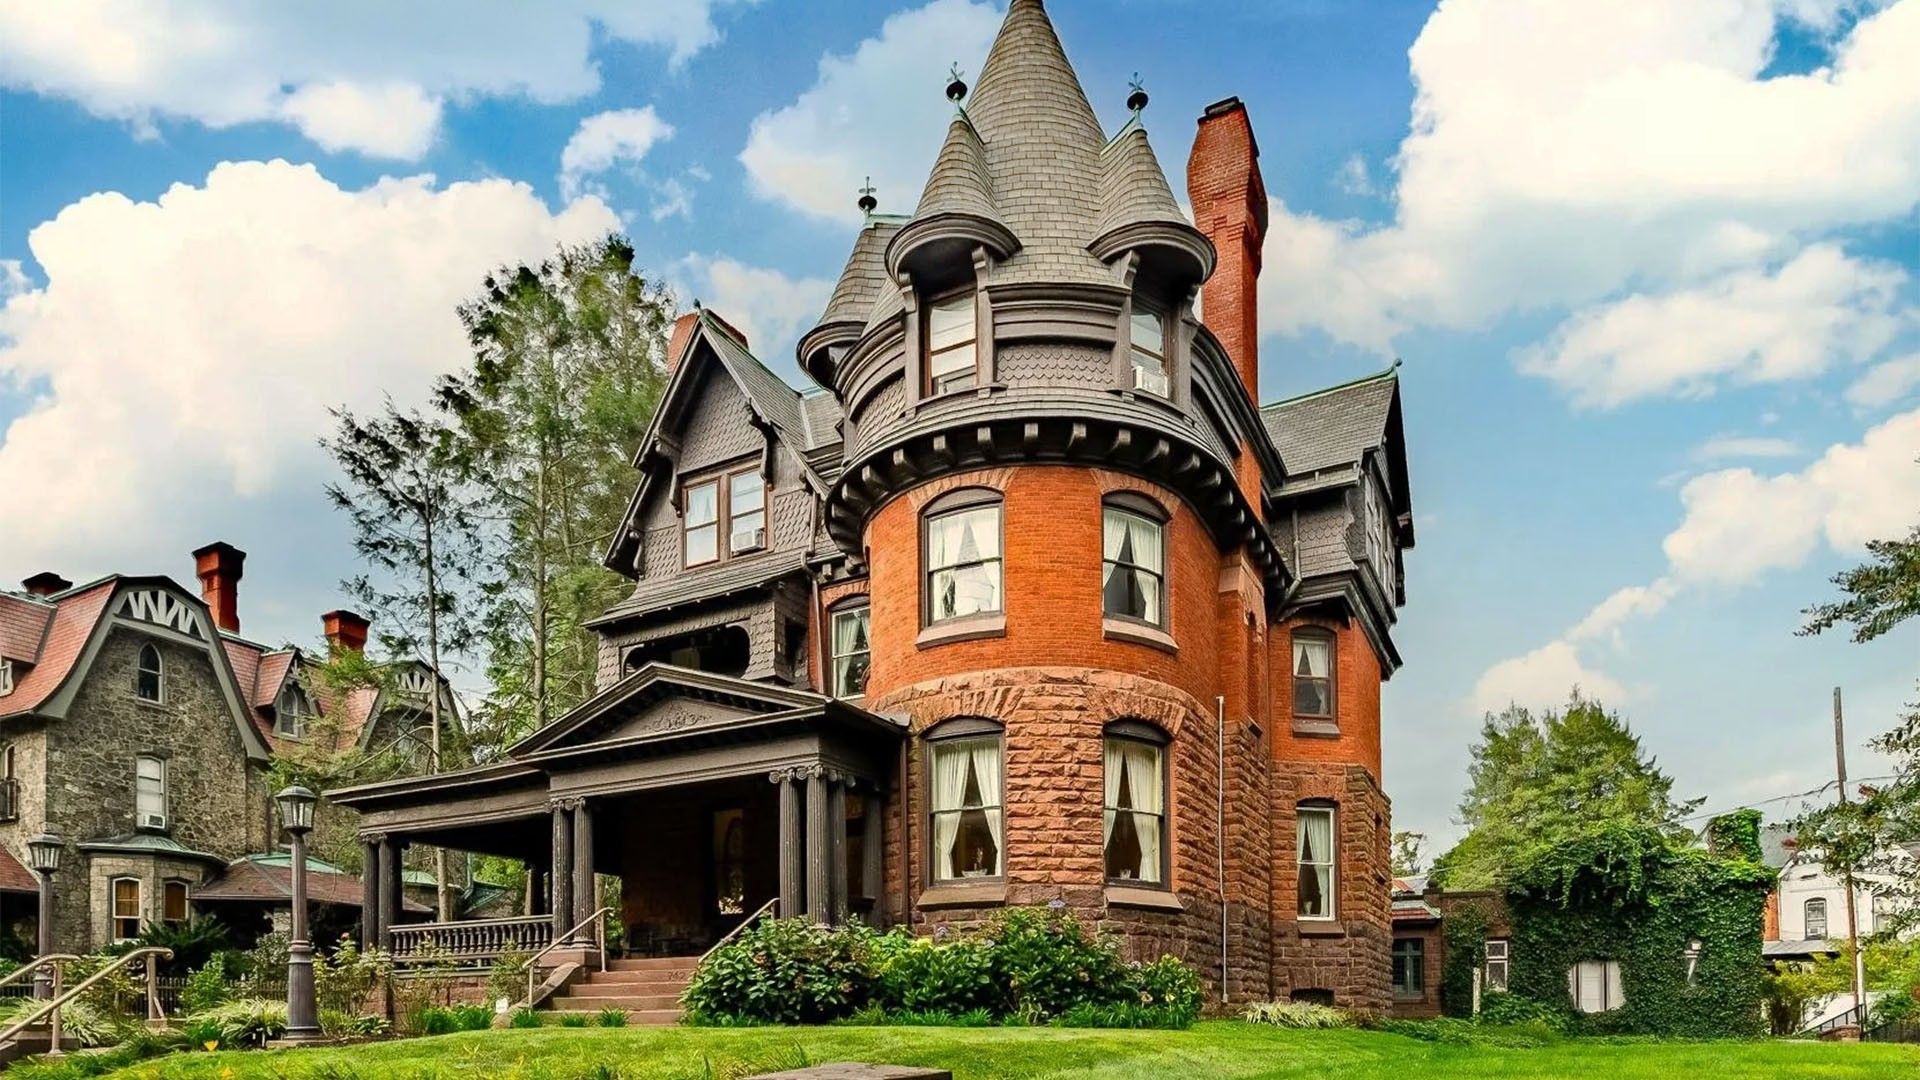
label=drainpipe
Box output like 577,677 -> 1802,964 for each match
1217,693 -> 1228,1004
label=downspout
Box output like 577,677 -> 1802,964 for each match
1217,693 -> 1228,1004
898,738 -> 911,929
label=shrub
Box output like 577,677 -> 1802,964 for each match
596,1006 -> 628,1027
681,917 -> 877,1025
872,931 -> 996,1015
1129,955 -> 1202,1027
508,1007 -> 543,1029
1477,989 -> 1568,1030
180,959 -> 232,1014
557,1013 -> 590,1027
130,918 -> 234,974
451,1004 -> 494,1031
1242,1000 -> 1351,1029
190,998 -> 288,1047
318,1008 -> 390,1038
412,1004 -> 490,1035
982,906 -> 1128,1021
315,936 -> 392,1015
489,944 -> 533,1005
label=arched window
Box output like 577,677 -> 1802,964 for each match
923,490 -> 1003,626
1290,628 -> 1335,724
111,877 -> 142,941
926,718 -> 1003,882
1804,897 -> 1829,939
162,880 -> 190,926
829,600 -> 871,698
1297,801 -> 1336,920
1101,495 -> 1166,628
925,289 -> 978,394
135,643 -> 164,703
1103,721 -> 1168,885
277,680 -> 314,738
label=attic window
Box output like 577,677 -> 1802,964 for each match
0,659 -> 11,697
926,291 -> 978,394
277,681 -> 314,739
134,644 -> 164,703
683,466 -> 768,567
1128,304 -> 1169,396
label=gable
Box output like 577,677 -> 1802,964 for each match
512,662 -> 824,756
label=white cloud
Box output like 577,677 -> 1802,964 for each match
676,254 -> 834,371
0,160 -> 617,572
1692,434 -> 1804,461
1335,154 -> 1377,197
1259,0 -> 1920,353
1566,580 -> 1678,644
1470,640 -> 1630,714
739,0 -> 1003,223
559,107 -> 676,201
1516,245 -> 1905,406
1847,351 -> 1920,408
0,1 -> 749,158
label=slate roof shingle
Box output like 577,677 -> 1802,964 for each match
1093,122 -> 1190,240
1260,369 -> 1399,478
0,594 -> 52,663
0,579 -> 114,717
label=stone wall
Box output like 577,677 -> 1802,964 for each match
1390,919 -> 1444,1018
1269,761 -> 1392,1013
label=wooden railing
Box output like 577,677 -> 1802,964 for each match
391,915 -> 553,966
0,948 -> 170,1057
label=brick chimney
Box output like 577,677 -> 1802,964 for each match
666,312 -> 699,378
1187,96 -> 1269,402
191,541 -> 246,634
321,609 -> 370,655
21,572 -> 71,597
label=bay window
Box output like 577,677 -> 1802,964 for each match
1101,499 -> 1165,627
1297,804 -> 1336,920
830,603 -> 871,698
926,291 -> 978,394
924,493 -> 1002,625
928,723 -> 1003,882
1103,724 -> 1167,885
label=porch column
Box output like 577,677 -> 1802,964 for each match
376,835 -> 402,951
572,798 -> 596,931
861,787 -> 884,909
773,769 -> 803,918
805,768 -> 830,923
828,777 -> 848,923
360,835 -> 381,949
551,800 -> 575,942
527,866 -> 546,916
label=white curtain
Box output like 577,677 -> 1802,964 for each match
833,608 -> 867,656
931,742 -> 971,880
929,508 -> 1001,619
971,740 -> 1003,874
1298,809 -> 1334,916
1125,742 -> 1163,883
1103,740 -> 1125,845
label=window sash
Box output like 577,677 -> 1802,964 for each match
136,646 -> 163,701
728,470 -> 765,553
927,294 -> 977,392
112,878 -> 141,939
163,881 -> 189,923
1297,807 -> 1336,919
684,480 -> 720,564
830,607 -> 871,698
1103,737 -> 1166,884
1102,507 -> 1165,625
926,505 -> 1003,622
1393,940 -> 1425,996
136,757 -> 166,819
1292,636 -> 1334,718
1805,899 -> 1828,938
929,734 -> 1003,881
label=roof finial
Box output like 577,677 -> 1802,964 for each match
946,62 -> 968,105
857,177 -> 878,216
1126,73 -> 1149,114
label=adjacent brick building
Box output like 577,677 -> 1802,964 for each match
335,0 -> 1414,1010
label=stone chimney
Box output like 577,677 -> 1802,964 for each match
1186,96 -> 1269,402
191,541 -> 246,634
21,572 -> 71,597
321,609 -> 370,655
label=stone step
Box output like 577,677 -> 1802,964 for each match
554,992 -> 683,1011
542,1008 -> 680,1026
580,969 -> 692,988
605,957 -> 700,972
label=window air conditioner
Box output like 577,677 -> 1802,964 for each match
732,527 -> 766,552
140,812 -> 169,831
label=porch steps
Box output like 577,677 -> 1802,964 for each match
542,956 -> 700,1026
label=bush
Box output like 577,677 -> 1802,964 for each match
314,936 -> 392,1015
180,958 -> 232,1014
189,998 -> 288,1047
1242,1000 -> 1351,1029
508,1007 -> 543,1029
1129,955 -> 1203,1027
129,918 -> 233,974
557,1013 -> 590,1027
681,917 -> 877,1025
318,1008 -> 390,1039
1478,989 -> 1568,1030
412,1004 -> 490,1035
982,906 -> 1128,1021
451,1004 -> 494,1031
596,1006 -> 628,1027
872,931 -> 996,1015
489,944 -> 533,1005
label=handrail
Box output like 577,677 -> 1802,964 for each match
698,898 -> 780,968
0,955 -> 80,995
519,907 -> 614,1005
0,947 -> 172,1055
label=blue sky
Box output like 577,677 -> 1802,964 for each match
2,0 -> 1916,853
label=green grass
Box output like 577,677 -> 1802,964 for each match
78,1021 -> 1918,1080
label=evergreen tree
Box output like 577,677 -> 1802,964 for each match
321,400 -> 481,919
440,235 -> 671,745
1433,693 -> 1702,889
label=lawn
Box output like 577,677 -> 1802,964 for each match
79,1022 -> 1917,1080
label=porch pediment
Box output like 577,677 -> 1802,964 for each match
509,662 -> 832,756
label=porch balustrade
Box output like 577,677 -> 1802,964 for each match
390,914 -> 553,966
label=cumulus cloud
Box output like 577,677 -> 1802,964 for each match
739,0 -> 1002,223
675,254 -> 835,373
1516,245 -> 1905,406
559,107 -> 676,201
1690,435 -> 1804,461
0,161 -> 617,573
1470,641 -> 1630,714
0,1 -> 749,158
1847,352 -> 1920,408
1259,0 -> 1920,355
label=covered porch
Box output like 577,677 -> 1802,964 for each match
326,664 -> 905,965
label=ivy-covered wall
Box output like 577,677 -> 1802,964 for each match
1439,821 -> 1773,1037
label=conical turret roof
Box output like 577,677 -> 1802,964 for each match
1093,120 -> 1190,240
912,116 -> 1003,224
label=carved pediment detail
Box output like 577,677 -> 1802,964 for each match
115,589 -> 204,639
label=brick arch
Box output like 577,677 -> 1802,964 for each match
902,467 -> 1016,514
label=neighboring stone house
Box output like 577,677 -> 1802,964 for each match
334,0 -> 1415,1009
0,544 -> 448,953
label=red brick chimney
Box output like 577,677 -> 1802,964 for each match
321,609 -> 370,655
21,572 -> 71,597
666,312 -> 699,378
191,541 -> 246,634
1187,96 -> 1269,402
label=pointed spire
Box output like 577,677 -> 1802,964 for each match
911,117 -> 1000,222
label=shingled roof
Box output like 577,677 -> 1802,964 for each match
1260,368 -> 1401,478
0,579 -> 114,718
819,219 -> 902,330
912,116 -> 1004,225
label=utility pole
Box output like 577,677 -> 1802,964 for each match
1834,686 -> 1867,1015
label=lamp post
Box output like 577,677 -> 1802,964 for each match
1684,938 -> 1703,987
276,786 -> 322,1042
24,833 -> 62,1000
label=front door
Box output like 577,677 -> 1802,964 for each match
711,806 -> 749,939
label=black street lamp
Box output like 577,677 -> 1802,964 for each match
24,834 -> 61,1001
275,786 -> 322,1042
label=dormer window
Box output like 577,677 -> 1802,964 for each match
926,291 -> 978,394
683,465 -> 767,567
277,680 -> 314,739
729,470 -> 766,555
134,643 -> 164,703
0,659 -> 11,697
1128,304 -> 1169,397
